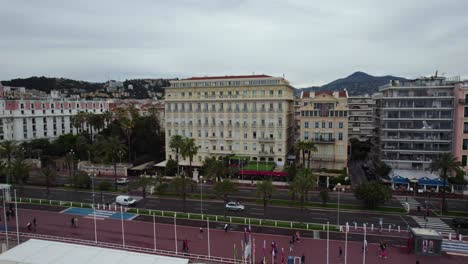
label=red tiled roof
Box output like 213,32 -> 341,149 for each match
302,91 -> 310,98
315,91 -> 347,98
184,74 -> 272,81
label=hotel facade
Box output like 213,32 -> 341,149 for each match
164,75 -> 295,167
297,91 -> 349,170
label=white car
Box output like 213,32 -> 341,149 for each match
117,178 -> 128,185
116,195 -> 136,206
225,202 -> 245,211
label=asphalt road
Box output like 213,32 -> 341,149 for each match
17,186 -> 417,229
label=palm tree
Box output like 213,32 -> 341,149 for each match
430,153 -> 462,213
289,169 -> 316,219
305,141 -> 318,169
202,157 -> 228,181
41,166 -> 57,199
71,111 -> 87,133
296,140 -> 307,167
12,158 -> 31,194
214,179 -> 238,202
169,135 -> 184,176
116,107 -> 138,162
0,140 -> 18,184
180,137 -> 199,212
256,180 -> 276,216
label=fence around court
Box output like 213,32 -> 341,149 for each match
13,197 -> 339,233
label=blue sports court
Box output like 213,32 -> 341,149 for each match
62,207 -> 138,221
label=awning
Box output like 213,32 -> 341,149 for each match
418,177 -> 447,186
129,161 -> 155,171
239,170 -> 288,177
392,175 -> 409,184
154,160 -> 203,168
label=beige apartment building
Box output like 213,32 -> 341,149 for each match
164,75 -> 295,167
348,95 -> 376,141
298,91 -> 349,170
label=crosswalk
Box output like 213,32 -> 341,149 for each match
84,210 -> 115,220
396,196 -> 421,210
411,216 -> 456,235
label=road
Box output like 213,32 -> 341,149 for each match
2,207 -> 466,264
17,186 -> 417,229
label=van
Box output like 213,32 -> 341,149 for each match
116,195 -> 136,206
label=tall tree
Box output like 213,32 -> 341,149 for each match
354,182 -> 392,209
256,180 -> 276,216
94,136 -> 126,190
180,137 -> 198,212
169,135 -> 184,176
116,107 -> 138,162
202,157 -> 228,181
0,140 -> 18,184
289,168 -> 316,214
214,179 -> 238,202
41,166 -> 57,199
430,153 -> 462,213
12,158 -> 31,193
305,141 -> 318,169
296,140 -> 307,167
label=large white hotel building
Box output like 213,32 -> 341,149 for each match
0,84 -> 111,141
164,75 -> 295,166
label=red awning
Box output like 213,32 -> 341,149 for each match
239,170 -> 288,177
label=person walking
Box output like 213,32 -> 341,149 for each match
339,246 -> 343,258
33,217 -> 36,227
224,223 -> 229,232
27,222 -> 32,231
301,253 -> 305,264
71,217 -> 76,228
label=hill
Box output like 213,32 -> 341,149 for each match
298,71 -> 407,96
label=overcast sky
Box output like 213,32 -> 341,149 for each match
1,0 -> 467,87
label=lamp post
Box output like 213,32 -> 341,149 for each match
89,169 -> 97,244
336,182 -> 342,227
69,149 -> 75,188
200,176 -> 204,217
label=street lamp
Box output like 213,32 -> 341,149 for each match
199,176 -> 204,217
69,149 -> 75,188
336,182 -> 343,227
89,169 -> 97,244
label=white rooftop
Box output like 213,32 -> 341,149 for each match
0,239 -> 189,264
391,169 -> 439,180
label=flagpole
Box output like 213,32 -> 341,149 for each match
207,217 -> 211,257
174,214 -> 178,254
14,189 -> 19,245
363,223 -> 366,264
327,221 -> 330,264
3,189 -> 9,248
153,213 -> 156,251
345,223 -> 348,264
120,206 -> 125,248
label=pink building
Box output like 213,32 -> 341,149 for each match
452,82 -> 468,179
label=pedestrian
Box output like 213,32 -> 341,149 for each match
199,227 -> 203,233
71,217 -> 75,228
339,246 -> 343,258
6,210 -> 10,221
301,253 -> 305,264
74,217 -> 78,227
33,217 -> 37,227
224,223 -> 228,232
27,222 -> 32,231
289,241 -> 293,252
296,231 -> 301,243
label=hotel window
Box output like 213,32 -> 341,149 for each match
339,122 -> 343,129
278,90 -> 282,96
261,90 -> 265,96
329,122 -> 333,128
464,139 -> 468,150
315,122 -> 319,128
464,122 -> 468,133
304,122 -> 309,128
304,132 -> 309,140
244,143 -> 248,151
253,143 -> 257,151
322,121 -> 325,128
463,155 -> 468,166
338,132 -> 343,141
269,90 -> 274,96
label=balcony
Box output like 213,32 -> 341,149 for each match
312,138 -> 336,144
219,123 -> 224,127
459,99 -> 468,104
268,123 -> 275,128
258,137 -> 275,142
259,151 -> 275,156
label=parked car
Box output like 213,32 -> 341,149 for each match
116,195 -> 136,206
452,218 -> 468,229
225,202 -> 245,211
117,178 -> 128,185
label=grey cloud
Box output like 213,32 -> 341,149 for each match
0,0 -> 467,86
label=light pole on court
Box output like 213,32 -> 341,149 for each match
199,176 -> 204,217
89,168 -> 97,244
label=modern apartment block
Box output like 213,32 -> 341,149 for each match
348,95 -> 376,141
164,75 -> 295,166
0,84 -> 111,141
298,91 -> 349,170
380,77 -> 457,171
452,81 -> 468,178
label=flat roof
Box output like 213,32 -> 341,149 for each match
0,239 -> 189,264
411,228 -> 443,238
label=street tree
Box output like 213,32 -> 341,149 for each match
0,140 -> 18,184
214,179 -> 238,202
98,180 -> 112,203
202,157 -> 227,181
289,168 -> 316,213
319,189 -> 329,205
169,135 -> 184,176
41,166 -> 57,199
12,158 -> 31,194
256,180 -> 276,216
305,141 -> 317,169
180,137 -> 198,212
354,182 -> 392,209
430,153 -> 462,213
